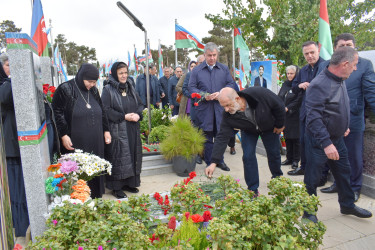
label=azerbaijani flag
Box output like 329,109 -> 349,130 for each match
133,48 -> 138,75
31,0 -> 49,57
175,24 -> 205,51
319,0 -> 333,60
234,26 -> 250,82
158,43 -> 164,78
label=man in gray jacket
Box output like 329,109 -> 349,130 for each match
303,47 -> 372,222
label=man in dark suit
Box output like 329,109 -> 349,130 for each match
254,65 -> 267,88
318,33 -> 375,202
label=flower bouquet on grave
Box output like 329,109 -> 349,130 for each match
57,149 -> 112,182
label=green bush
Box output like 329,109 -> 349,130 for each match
148,125 -> 169,143
160,117 -> 205,160
140,105 -> 172,136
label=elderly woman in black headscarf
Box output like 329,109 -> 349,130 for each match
52,63 -> 111,199
0,53 -> 30,236
101,62 -> 143,199
278,65 -> 301,170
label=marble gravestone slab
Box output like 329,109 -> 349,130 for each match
6,32 -> 50,238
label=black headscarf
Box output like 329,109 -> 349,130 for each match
75,63 -> 99,91
110,62 -> 128,90
0,61 -> 9,84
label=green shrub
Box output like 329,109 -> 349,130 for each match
160,117 -> 205,160
149,125 -> 169,143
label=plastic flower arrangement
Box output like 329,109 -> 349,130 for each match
43,84 -> 56,103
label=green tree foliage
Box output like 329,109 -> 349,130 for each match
54,34 -> 97,75
206,0 -> 375,66
0,20 -> 22,51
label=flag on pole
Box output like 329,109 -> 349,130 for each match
55,45 -> 68,81
234,26 -> 250,81
319,0 -> 333,60
31,0 -> 49,56
138,44 -> 153,63
54,45 -> 61,73
158,43 -> 164,78
175,24 -> 205,51
133,49 -> 138,75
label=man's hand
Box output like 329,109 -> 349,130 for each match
104,131 -> 111,144
344,128 -> 350,137
161,93 -> 165,98
285,107 -> 288,112
273,126 -> 285,134
205,92 -> 220,101
205,163 -> 217,179
61,135 -> 74,151
324,144 -> 339,160
298,82 -> 310,90
170,105 -> 174,109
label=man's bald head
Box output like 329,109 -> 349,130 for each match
219,87 -> 241,114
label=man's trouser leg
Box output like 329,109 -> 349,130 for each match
261,130 -> 283,178
241,131 -> 259,192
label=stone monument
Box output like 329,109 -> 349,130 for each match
5,32 -> 50,238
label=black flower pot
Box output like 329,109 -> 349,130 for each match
172,155 -> 197,177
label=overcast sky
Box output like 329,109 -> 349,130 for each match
2,0 -> 228,65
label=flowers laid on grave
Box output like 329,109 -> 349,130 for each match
45,149 -> 112,209
31,174 -> 326,249
43,84 -> 56,103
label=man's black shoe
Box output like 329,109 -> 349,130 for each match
341,205 -> 372,218
113,190 -> 127,199
354,191 -> 360,202
317,176 -> 328,187
230,147 -> 236,155
291,162 -> 298,169
302,212 -> 318,223
123,186 -> 139,193
281,159 -> 293,165
217,162 -> 230,171
287,167 -> 304,175
320,184 -> 337,193
196,155 -> 203,164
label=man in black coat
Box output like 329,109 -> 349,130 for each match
205,87 -> 285,194
303,47 -> 372,222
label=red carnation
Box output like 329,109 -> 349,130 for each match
168,216 -> 176,230
189,171 -> 197,179
194,102 -> 198,106
191,93 -> 196,98
195,93 -> 202,99
203,210 -> 213,222
185,212 -> 190,221
191,214 -> 204,223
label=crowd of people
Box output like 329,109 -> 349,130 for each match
1,33 -> 374,237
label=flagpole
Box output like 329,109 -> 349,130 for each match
49,19 -> 54,60
175,19 -> 178,67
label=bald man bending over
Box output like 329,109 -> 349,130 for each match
205,87 -> 285,194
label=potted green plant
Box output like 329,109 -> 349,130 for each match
160,117 -> 205,177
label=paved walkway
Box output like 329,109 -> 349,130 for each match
17,144 -> 375,249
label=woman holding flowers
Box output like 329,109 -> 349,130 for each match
101,62 -> 143,199
52,63 -> 111,199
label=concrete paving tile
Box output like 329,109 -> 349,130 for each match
334,213 -> 375,236
324,234 -> 375,250
317,196 -> 343,221
321,218 -> 365,249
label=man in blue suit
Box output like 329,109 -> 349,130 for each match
318,33 -> 375,202
188,42 -> 237,171
253,65 -> 267,88
136,64 -> 164,108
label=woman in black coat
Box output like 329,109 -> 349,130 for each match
52,63 -> 111,199
278,65 -> 302,169
101,62 -> 143,199
0,53 -> 30,236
